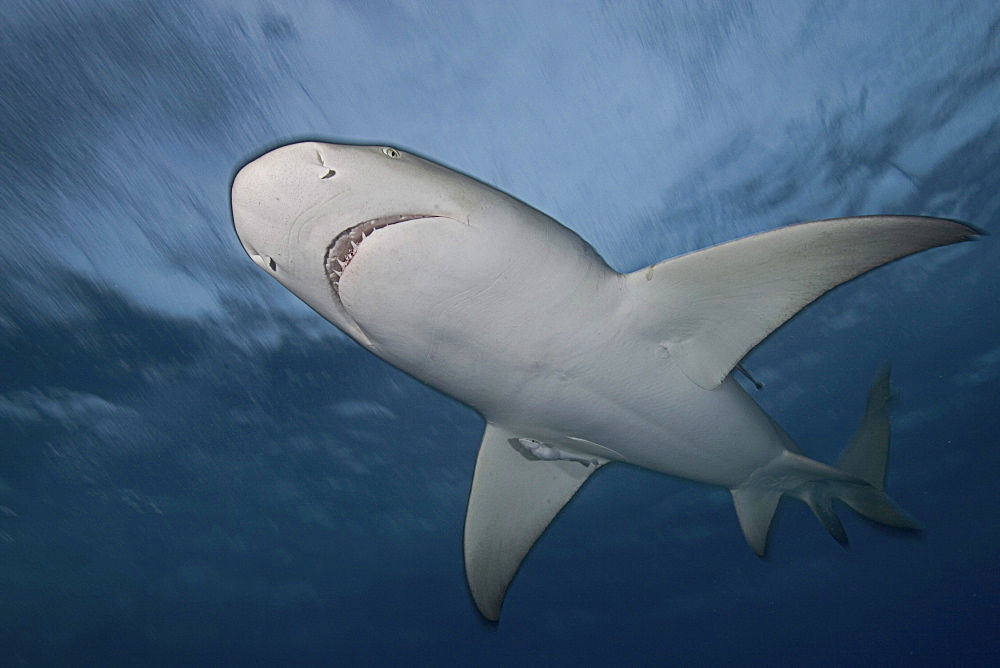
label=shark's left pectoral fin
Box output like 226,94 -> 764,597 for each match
464,423 -> 601,621
628,215 -> 977,390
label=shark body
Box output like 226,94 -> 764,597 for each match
231,141 -> 976,620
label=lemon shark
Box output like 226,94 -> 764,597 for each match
231,141 -> 976,620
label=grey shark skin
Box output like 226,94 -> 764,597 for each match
232,142 -> 976,620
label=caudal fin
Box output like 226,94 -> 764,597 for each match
732,366 -> 920,556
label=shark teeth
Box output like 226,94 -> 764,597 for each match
325,214 -> 436,293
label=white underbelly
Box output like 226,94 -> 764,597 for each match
483,351 -> 787,489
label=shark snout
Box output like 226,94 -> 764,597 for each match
232,143 -> 331,271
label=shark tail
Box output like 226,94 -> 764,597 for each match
731,366 -> 920,556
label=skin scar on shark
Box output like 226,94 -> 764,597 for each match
232,141 -> 979,621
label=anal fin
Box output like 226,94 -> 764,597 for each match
464,424 -> 601,620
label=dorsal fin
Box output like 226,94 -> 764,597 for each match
627,216 -> 976,390
464,424 -> 602,620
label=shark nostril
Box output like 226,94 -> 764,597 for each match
252,253 -> 277,271
316,150 -> 336,179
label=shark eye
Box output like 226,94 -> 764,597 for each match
382,147 -> 400,159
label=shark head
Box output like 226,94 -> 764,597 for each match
232,141 -> 514,346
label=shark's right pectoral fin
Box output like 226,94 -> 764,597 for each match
628,215 -> 978,390
464,423 -> 601,621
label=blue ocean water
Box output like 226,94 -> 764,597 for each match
1,1 -> 998,665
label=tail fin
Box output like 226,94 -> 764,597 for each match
732,366 -> 920,556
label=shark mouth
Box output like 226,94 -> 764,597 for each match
325,214 -> 439,293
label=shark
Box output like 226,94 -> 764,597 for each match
231,141 -> 977,620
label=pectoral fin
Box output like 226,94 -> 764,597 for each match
464,424 -> 601,620
628,216 -> 977,390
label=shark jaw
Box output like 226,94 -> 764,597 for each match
324,214 -> 444,294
